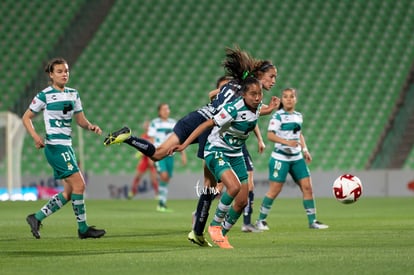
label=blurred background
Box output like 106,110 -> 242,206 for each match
1,0 -> 414,199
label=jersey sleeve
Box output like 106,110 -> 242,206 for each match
29,92 -> 46,113
74,91 -> 83,113
267,113 -> 281,133
147,120 -> 157,138
212,103 -> 237,127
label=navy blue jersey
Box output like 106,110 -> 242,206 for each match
197,81 -> 242,119
173,80 -> 247,160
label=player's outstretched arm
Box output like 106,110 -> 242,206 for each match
260,96 -> 280,116
168,119 -> 215,154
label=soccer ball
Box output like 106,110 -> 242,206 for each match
332,174 -> 363,204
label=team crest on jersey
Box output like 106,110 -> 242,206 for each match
220,113 -> 227,119
218,158 -> 225,166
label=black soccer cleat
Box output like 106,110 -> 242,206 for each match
26,214 -> 42,239
78,226 -> 106,239
103,126 -> 131,146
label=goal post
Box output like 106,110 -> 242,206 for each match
0,111 -> 26,200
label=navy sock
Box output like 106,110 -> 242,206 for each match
124,136 -> 155,157
193,191 -> 215,235
243,191 -> 254,225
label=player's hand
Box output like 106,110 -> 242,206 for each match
89,124 -> 102,135
258,140 -> 266,154
285,140 -> 300,147
33,134 -> 45,149
303,151 -> 312,163
268,96 -> 280,110
167,145 -> 183,155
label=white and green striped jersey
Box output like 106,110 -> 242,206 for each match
29,86 -> 83,146
268,109 -> 303,161
148,118 -> 176,147
205,97 -> 261,157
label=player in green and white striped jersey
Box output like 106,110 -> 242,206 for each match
22,58 -> 106,239
148,103 -> 187,212
170,76 -> 263,248
30,86 -> 81,145
256,88 -> 328,230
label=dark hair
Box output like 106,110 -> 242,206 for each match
252,60 -> 276,78
216,75 -> 234,89
258,60 -> 275,72
282,87 -> 297,94
45,57 -> 68,73
158,103 -> 168,111
240,76 -> 262,94
222,46 -> 261,82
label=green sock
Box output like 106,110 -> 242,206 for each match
210,192 -> 234,226
303,199 -> 316,224
71,193 -> 88,233
35,192 -> 68,221
258,196 -> 275,221
222,206 -> 242,236
158,181 -> 168,207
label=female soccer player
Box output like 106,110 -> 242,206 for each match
149,103 -> 187,211
255,88 -> 329,230
171,76 -> 264,248
23,58 -> 106,239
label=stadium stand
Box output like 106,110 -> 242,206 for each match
2,0 -> 414,176
0,0 -> 86,111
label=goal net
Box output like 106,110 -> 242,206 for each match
0,112 -> 26,200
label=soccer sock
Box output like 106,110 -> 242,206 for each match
303,199 -> 316,224
210,192 -> 234,226
124,136 -> 156,157
193,190 -> 215,235
158,181 -> 168,207
71,193 -> 88,233
131,177 -> 140,195
35,192 -> 68,221
258,195 -> 275,221
222,206 -> 242,236
243,191 -> 254,225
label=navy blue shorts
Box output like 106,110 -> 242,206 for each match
242,144 -> 254,172
173,110 -> 209,146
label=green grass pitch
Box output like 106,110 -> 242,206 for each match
1,197 -> 413,274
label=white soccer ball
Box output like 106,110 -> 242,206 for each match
332,174 -> 363,204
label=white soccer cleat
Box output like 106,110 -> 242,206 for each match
309,220 -> 329,229
255,220 -> 270,231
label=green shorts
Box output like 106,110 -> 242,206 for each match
268,157 -> 310,183
44,144 -> 79,179
155,155 -> 174,178
204,153 -> 248,184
